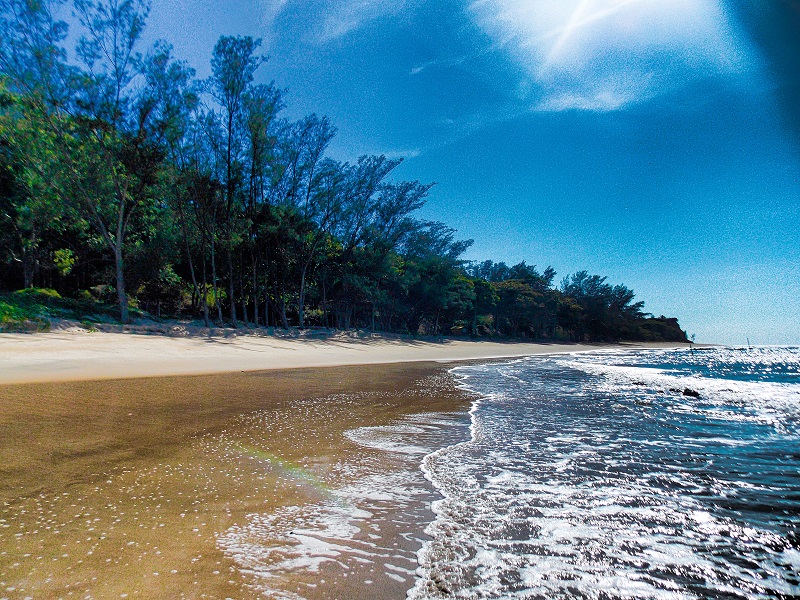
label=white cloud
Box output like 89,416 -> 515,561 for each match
534,70 -> 655,112
383,147 -> 422,159
257,0 -> 291,34
411,55 -> 469,76
468,0 -> 750,111
313,0 -> 404,43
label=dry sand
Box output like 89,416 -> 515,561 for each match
0,326 -> 689,385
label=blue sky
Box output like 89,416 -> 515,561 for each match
140,0 -> 800,345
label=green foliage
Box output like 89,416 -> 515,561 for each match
0,289 -> 52,331
52,248 -> 75,275
0,297 -> 33,320
0,286 -> 126,329
12,286 -> 61,300
639,316 -> 688,342
0,297 -> 50,331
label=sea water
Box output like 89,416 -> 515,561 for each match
411,347 -> 800,599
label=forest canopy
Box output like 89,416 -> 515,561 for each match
0,0 -> 687,342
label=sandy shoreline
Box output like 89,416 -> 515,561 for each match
0,327 -> 690,385
0,362 -> 474,599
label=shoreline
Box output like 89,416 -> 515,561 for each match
0,361 -> 475,599
0,326 -> 692,385
0,335 -> 695,598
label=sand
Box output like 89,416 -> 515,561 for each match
0,327 -> 688,385
0,362 -> 473,599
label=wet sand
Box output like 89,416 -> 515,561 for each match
0,362 -> 473,599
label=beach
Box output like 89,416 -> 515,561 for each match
0,326 -> 684,385
0,331 -> 690,598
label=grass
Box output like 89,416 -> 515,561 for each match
0,287 -> 127,332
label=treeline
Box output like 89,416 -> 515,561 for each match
0,0 -> 686,342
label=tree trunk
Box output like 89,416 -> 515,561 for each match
228,249 -> 237,327
201,255 -> 210,328
278,286 -> 289,329
211,239 -> 223,325
264,266 -> 272,327
252,259 -> 259,327
20,227 -> 39,288
298,266 -> 307,329
183,227 -> 203,322
114,243 -> 129,323
322,276 -> 328,328
239,255 -> 248,326
22,249 -> 35,289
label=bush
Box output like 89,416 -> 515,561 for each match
0,298 -> 50,332
12,287 -> 62,301
0,286 -> 122,329
0,299 -> 28,322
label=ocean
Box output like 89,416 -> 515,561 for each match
411,347 -> 800,599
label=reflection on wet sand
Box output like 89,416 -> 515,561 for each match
0,364 -> 470,599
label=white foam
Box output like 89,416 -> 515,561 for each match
344,425 -> 432,455
561,356 -> 800,435
217,409 -> 468,598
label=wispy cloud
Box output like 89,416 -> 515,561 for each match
312,0 -> 404,44
256,0 -> 291,37
468,0 -> 750,112
383,147 -> 423,160
410,55 -> 469,76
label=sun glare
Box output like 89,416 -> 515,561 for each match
471,0 -> 747,110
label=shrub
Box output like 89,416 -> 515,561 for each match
12,287 -> 62,301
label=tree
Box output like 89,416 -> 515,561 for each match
241,82 -> 282,325
142,47 -> 205,322
0,0 -> 73,105
68,0 -> 155,322
561,271 -> 646,340
282,115 -> 335,328
394,221 -> 472,334
0,0 -> 192,322
207,34 -> 266,326
0,2 -> 688,341
0,84 -> 69,288
471,277 -> 497,335
0,0 -> 73,288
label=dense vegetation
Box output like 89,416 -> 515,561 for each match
0,0 -> 686,342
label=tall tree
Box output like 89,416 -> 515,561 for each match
141,43 -> 203,321
0,0 -> 72,288
69,0 -> 153,322
207,34 -> 265,326
291,116 -> 336,328
0,83 -> 69,288
0,0 -> 184,322
561,271 -> 645,340
241,82 -> 282,325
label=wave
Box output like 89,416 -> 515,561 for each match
411,348 -> 800,599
